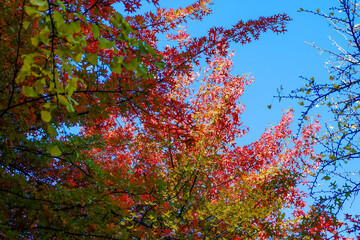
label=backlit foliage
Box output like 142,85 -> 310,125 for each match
0,0 -> 348,239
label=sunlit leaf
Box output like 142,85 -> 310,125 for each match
22,86 -> 38,97
41,110 -> 51,122
47,145 -> 62,156
92,24 -> 100,38
58,95 -> 70,106
30,0 -> 47,7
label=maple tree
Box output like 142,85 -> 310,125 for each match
0,0 -> 349,239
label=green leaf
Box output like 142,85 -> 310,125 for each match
154,61 -> 165,70
110,63 -> 122,74
99,38 -> 114,49
31,36 -> 40,47
74,53 -> 82,63
345,145 -> 352,150
41,110 -> 52,122
47,124 -> 58,136
22,86 -> 38,97
74,12 -> 87,22
68,21 -> 80,35
34,79 -> 45,94
25,6 -> 40,17
66,103 -> 75,113
323,176 -> 331,180
58,95 -> 70,106
298,101 -> 304,106
30,0 -> 47,7
44,102 -> 51,108
92,24 -> 100,38
57,0 -> 66,12
23,21 -> 31,30
125,59 -> 139,71
55,46 -> 69,58
87,53 -> 98,65
144,42 -> 157,56
66,84 -> 75,98
37,4 -> 48,11
70,98 -> 79,105
53,11 -> 64,24
47,145 -> 62,156
40,26 -> 51,35
110,57 -> 123,74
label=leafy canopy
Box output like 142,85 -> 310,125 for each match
0,0 -> 348,239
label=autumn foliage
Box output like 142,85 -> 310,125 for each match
0,0 -> 350,239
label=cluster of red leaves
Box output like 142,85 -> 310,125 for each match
81,1 -> 344,237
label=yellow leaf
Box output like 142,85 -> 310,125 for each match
25,6 -> 40,17
44,102 -> 51,108
30,0 -> 47,7
66,104 -> 75,113
41,110 -> 51,122
47,145 -> 62,156
58,95 -> 69,106
22,86 -> 38,97
74,53 -> 82,63
34,79 -> 45,94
